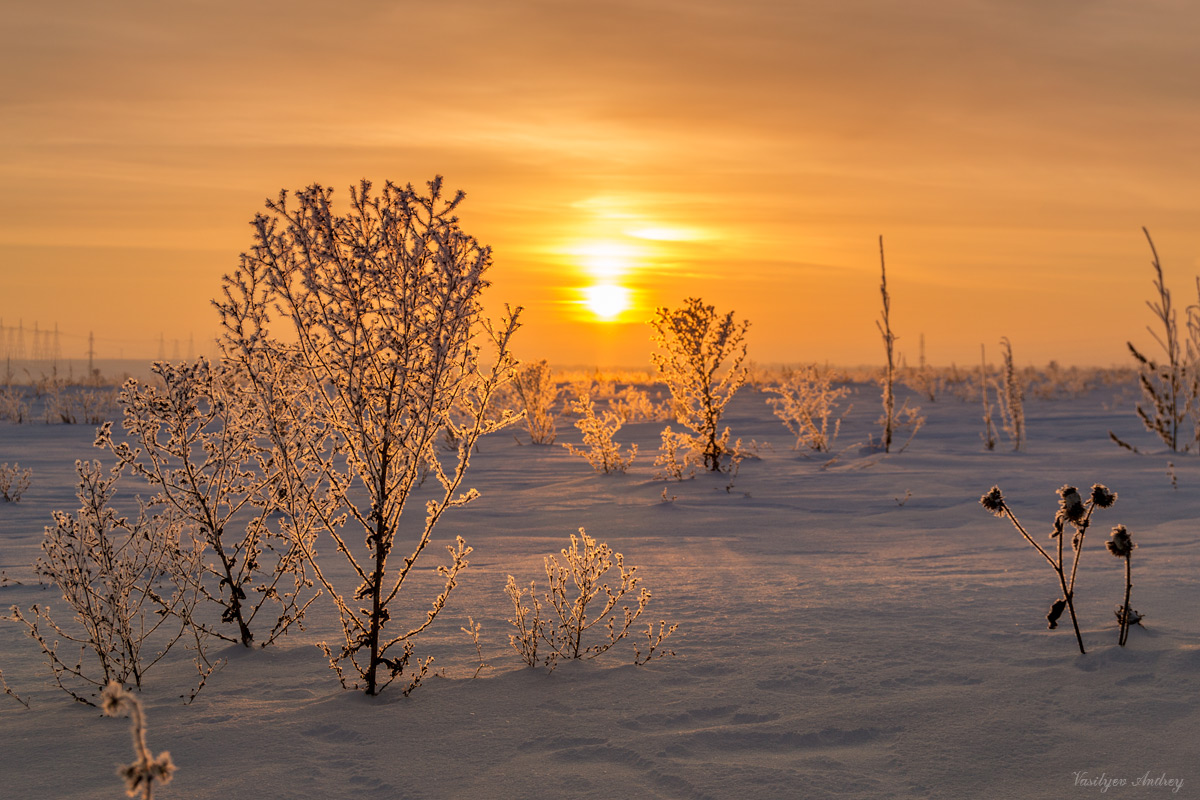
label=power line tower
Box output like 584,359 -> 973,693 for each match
88,331 -> 96,376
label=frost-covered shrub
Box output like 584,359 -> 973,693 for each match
41,380 -> 119,425
980,483 -> 1118,655
101,681 -> 175,800
764,365 -> 849,452
11,459 -> 207,705
611,386 -> 670,423
650,297 -> 749,471
654,426 -> 699,481
504,528 -> 676,669
562,393 -> 637,474
513,359 -> 558,444
98,358 -> 319,649
0,385 -> 29,423
216,177 -> 519,695
0,462 -> 31,502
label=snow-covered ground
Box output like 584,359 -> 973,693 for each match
2,379 -> 1197,799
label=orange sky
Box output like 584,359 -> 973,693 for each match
2,0 -> 1199,368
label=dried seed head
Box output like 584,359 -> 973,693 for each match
1058,485 -> 1086,524
980,486 -> 1005,516
1050,515 -> 1065,539
1106,524 -> 1134,558
1090,484 -> 1117,509
1046,598 -> 1067,629
100,681 -> 126,716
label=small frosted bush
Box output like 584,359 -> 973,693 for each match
505,528 -> 676,669
0,385 -> 29,423
650,297 -> 749,471
764,365 -> 849,452
513,359 -> 558,444
654,426 -> 700,480
0,462 -> 31,502
611,386 -> 670,423
11,459 -> 209,704
562,393 -> 637,473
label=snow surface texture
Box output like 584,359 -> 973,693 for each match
1,381 -> 1197,799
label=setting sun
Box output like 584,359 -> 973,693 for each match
582,283 -> 631,321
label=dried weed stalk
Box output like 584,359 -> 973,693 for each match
875,237 -> 923,453
981,483 -> 1117,654
100,681 -> 175,799
1115,227 -> 1190,452
998,337 -> 1025,451
1106,525 -> 1138,647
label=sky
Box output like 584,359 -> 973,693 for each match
2,0 -> 1199,368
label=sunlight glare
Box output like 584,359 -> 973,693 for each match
583,284 -> 631,321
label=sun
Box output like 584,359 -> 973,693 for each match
583,283 -> 631,321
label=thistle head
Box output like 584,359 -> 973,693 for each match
1090,484 -> 1117,509
1106,524 -> 1134,558
980,486 -> 1005,516
100,681 -> 127,716
1057,485 -> 1086,524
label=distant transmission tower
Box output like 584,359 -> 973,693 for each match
88,331 -> 96,376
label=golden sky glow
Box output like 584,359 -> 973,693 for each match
2,1 -> 1199,367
